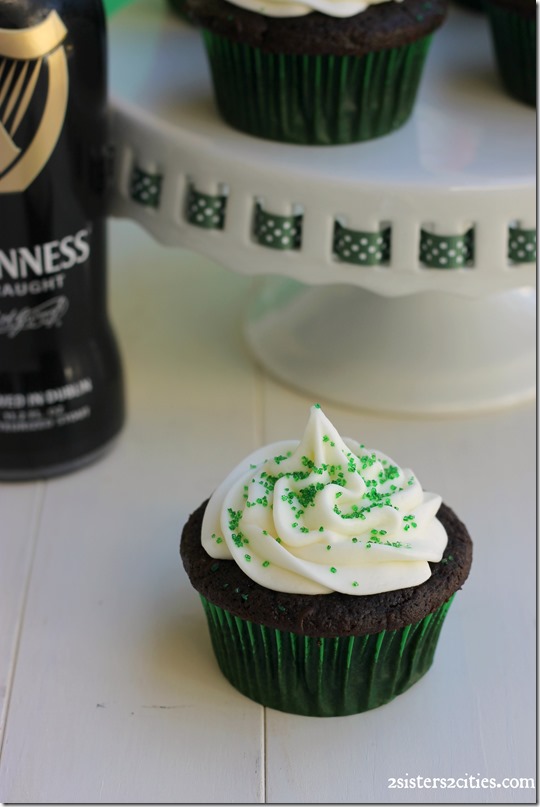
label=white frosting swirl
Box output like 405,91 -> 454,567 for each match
202,406 -> 448,595
225,0 -> 401,19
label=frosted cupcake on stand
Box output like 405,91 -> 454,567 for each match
186,0 -> 449,144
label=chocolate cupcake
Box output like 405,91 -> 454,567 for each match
484,0 -> 536,106
186,0 -> 448,144
180,405 -> 472,716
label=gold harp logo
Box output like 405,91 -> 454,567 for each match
0,11 -> 68,194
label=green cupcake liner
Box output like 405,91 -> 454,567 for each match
486,4 -> 536,106
201,32 -> 434,145
200,594 -> 454,716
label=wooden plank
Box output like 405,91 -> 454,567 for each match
0,484 -> 44,742
262,386 -> 536,804
0,222 -> 265,803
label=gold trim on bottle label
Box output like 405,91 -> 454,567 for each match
0,11 -> 69,193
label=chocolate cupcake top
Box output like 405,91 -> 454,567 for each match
181,499 -> 472,637
186,0 -> 448,55
181,406 -> 472,637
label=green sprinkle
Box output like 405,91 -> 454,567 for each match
326,545 -> 332,551
274,454 -> 289,465
244,554 -> 251,562
262,560 -> 270,567
228,508 -> 242,532
380,464 -> 400,482
352,581 -> 359,588
330,567 -> 337,573
296,482 -> 324,508
210,563 -> 220,573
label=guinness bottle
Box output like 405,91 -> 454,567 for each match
0,0 -> 124,479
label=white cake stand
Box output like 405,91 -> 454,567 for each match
108,2 -> 536,414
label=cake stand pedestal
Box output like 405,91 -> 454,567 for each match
108,2 -> 536,414
244,282 -> 535,414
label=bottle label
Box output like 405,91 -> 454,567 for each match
0,11 -> 69,193
0,378 -> 93,433
0,223 -> 99,436
0,226 -> 91,336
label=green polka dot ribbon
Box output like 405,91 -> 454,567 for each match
508,226 -> 536,264
130,166 -> 162,209
333,222 -> 391,266
186,186 -> 227,230
254,204 -> 302,250
419,228 -> 474,269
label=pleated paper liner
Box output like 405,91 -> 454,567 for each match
486,3 -> 536,107
201,32 -> 434,145
201,594 -> 454,716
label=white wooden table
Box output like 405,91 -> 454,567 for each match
0,2 -> 536,803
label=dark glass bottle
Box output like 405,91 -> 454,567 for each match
0,0 -> 124,479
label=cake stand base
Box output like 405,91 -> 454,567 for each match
244,280 -> 536,415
